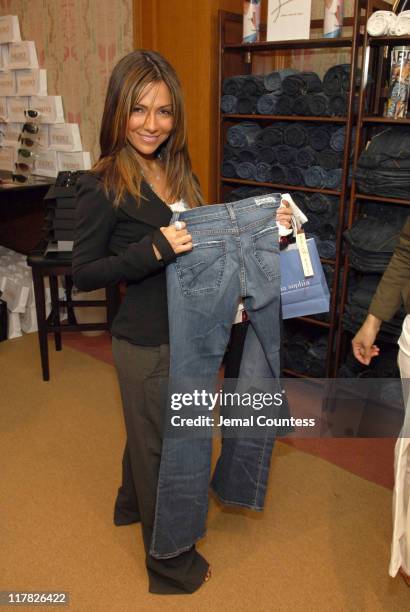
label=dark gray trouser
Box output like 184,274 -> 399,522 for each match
111,337 -> 208,595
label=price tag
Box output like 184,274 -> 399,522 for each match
295,230 -> 314,277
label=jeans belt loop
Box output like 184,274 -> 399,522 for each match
226,202 -> 236,222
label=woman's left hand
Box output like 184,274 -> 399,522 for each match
276,199 -> 292,228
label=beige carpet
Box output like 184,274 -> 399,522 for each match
1,334 -> 409,611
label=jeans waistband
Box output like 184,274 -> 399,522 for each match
171,193 -> 281,225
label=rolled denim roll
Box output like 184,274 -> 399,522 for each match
282,71 -> 323,96
227,122 -> 262,148
289,190 -> 310,210
221,95 -> 238,113
316,149 -> 342,170
255,146 -> 277,164
256,161 -> 272,182
286,166 -> 304,186
222,75 -> 247,96
284,124 -> 308,148
323,64 -> 350,96
256,93 -> 280,115
291,95 -> 311,116
276,94 -> 293,115
263,71 -> 282,93
236,161 -> 258,180
328,94 -> 347,116
306,93 -> 329,116
329,126 -> 345,152
303,165 -> 328,188
237,147 -> 258,162
255,125 -> 283,146
242,75 -> 266,96
308,126 -> 331,151
324,168 -> 342,189
276,144 -> 296,165
306,192 -> 331,213
223,144 -> 239,161
237,95 -> 258,114
221,160 -> 238,178
317,239 -> 336,259
270,164 -> 289,183
295,146 -> 318,168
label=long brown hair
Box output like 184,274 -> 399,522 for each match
93,49 -> 204,208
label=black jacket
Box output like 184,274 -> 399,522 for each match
72,172 -> 177,345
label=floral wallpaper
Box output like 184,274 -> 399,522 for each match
0,0 -> 134,163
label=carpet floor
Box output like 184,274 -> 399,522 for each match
1,333 -> 409,611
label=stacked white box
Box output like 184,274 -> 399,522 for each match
0,96 -> 7,120
5,41 -> 39,69
49,124 -> 82,151
33,150 -> 58,177
0,71 -> 16,96
30,95 -> 64,123
0,16 -> 21,43
16,69 -> 47,96
3,122 -> 22,145
6,95 -> 29,121
57,151 -> 91,172
0,146 -> 15,171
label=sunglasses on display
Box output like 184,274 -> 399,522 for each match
24,109 -> 41,120
17,148 -> 38,158
12,173 -> 29,183
22,123 -> 39,134
18,136 -> 37,147
15,161 -> 32,172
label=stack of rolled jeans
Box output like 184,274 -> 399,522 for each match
343,216 -> 402,272
355,127 -> 410,200
221,65 -> 350,117
288,191 -> 338,259
223,122 -> 346,189
283,326 -> 328,376
343,273 -> 405,339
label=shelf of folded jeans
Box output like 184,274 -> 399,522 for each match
297,316 -> 330,329
222,114 -> 347,123
223,37 -> 357,52
221,177 -> 341,196
368,35 -> 410,47
356,193 -> 410,206
362,116 -> 410,125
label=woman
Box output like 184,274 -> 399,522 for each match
352,216 -> 410,585
73,49 -> 291,595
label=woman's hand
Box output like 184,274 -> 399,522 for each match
351,314 -> 382,365
153,221 -> 193,260
276,199 -> 292,228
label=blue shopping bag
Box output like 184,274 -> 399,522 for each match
280,238 -> 330,319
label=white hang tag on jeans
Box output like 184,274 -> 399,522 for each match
278,193 -> 308,236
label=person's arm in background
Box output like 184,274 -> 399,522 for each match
352,216 -> 410,365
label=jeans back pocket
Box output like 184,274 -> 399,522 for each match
251,226 -> 279,281
175,240 -> 226,296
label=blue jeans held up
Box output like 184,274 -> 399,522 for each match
150,194 -> 282,559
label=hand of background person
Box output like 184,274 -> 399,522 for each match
276,199 -> 292,228
154,221 -> 192,260
351,314 -> 382,365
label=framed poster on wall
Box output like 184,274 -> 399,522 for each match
267,0 -> 312,41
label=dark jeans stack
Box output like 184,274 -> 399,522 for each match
223,122 -> 345,189
355,127 -> 410,199
343,216 -> 402,273
221,65 -> 350,117
343,273 -> 405,339
287,191 -> 338,258
282,324 -> 328,376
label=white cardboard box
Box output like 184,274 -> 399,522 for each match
3,122 -> 22,145
0,145 -> 15,171
36,124 -> 49,148
0,71 -> 16,96
16,69 -> 47,96
29,95 -> 64,123
267,0 -> 312,41
5,41 -> 39,69
0,96 -> 7,120
0,16 -> 21,44
6,96 -> 29,122
57,151 -> 92,172
33,150 -> 58,177
49,123 -> 82,151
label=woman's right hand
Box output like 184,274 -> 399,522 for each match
351,314 -> 382,366
156,221 -> 193,258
